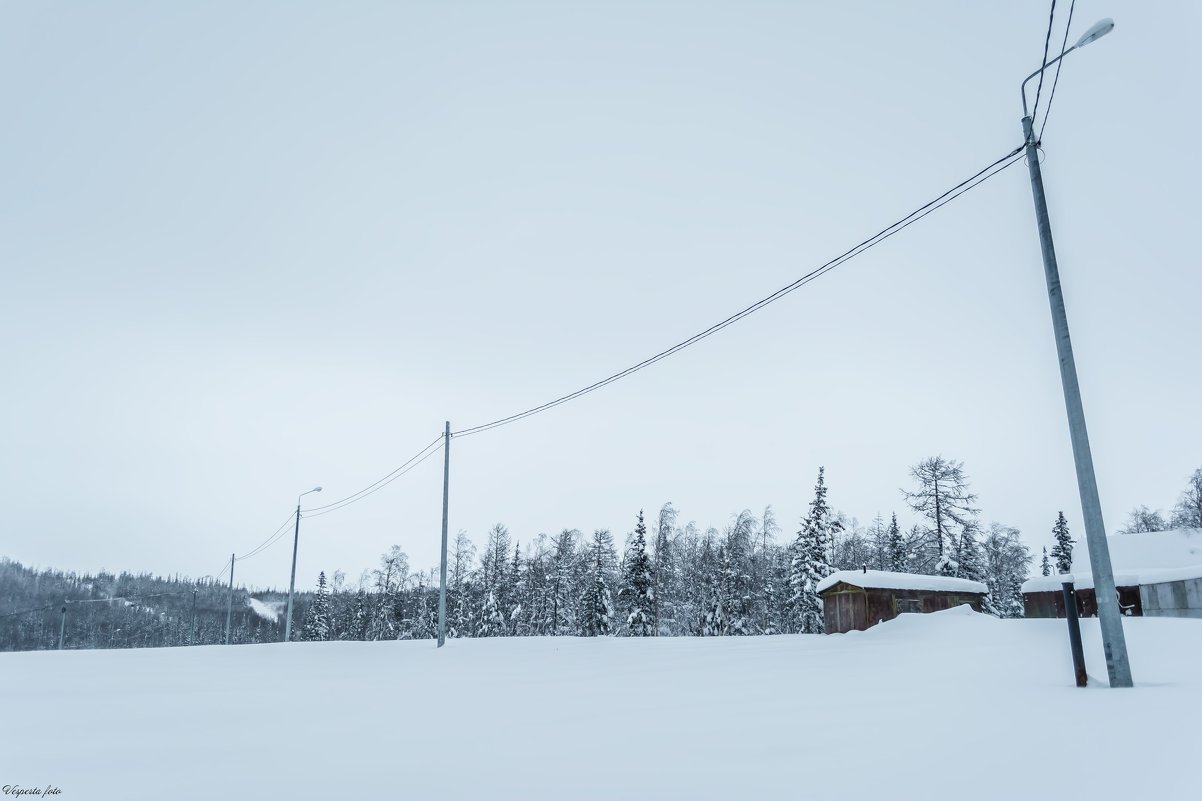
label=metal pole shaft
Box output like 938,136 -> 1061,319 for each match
1061,581 -> 1088,687
285,505 -> 302,642
224,552 -> 235,645
1022,116 -> 1132,687
190,589 -> 197,645
437,421 -> 451,647
58,602 -> 66,650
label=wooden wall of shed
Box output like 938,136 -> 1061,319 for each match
1022,586 -> 1143,619
820,583 -> 985,632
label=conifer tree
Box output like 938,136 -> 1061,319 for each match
885,512 -> 906,572
584,546 -> 613,636
1040,547 -> 1051,577
300,571 -> 331,642
621,510 -> 654,637
1050,512 -> 1074,573
477,591 -> 504,637
789,467 -> 841,634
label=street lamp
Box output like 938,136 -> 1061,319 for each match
284,486 -> 322,642
1019,17 -> 1132,687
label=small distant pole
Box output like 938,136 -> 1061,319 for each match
1061,580 -> 1088,688
224,553 -> 235,645
58,601 -> 67,650
190,587 -> 198,645
437,421 -> 451,648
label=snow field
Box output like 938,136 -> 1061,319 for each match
1,608 -> 1198,800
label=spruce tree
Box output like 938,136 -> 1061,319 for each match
477,591 -> 504,637
621,510 -> 654,636
585,547 -> 613,636
300,571 -> 331,642
789,467 -> 840,634
1040,547 -> 1051,577
885,512 -> 906,572
1050,512 -> 1074,573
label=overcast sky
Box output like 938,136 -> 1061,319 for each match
2,1 -> 1198,590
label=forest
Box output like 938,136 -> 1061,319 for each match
3,461 -> 1198,652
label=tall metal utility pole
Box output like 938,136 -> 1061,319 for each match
58,601 -> 67,650
1018,17 -> 1131,687
285,486 -> 322,643
190,587 -> 198,645
224,552 -> 235,645
437,421 -> 451,647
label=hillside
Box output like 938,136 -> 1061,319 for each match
1,608 -> 1198,800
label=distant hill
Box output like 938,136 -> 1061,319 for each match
0,558 -> 295,651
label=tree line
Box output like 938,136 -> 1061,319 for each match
24,455 -> 1178,651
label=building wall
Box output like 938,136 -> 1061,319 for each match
1140,577 -> 1202,619
821,583 -> 984,633
1023,586 -> 1144,618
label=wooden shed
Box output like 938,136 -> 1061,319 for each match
816,570 -> 988,634
1022,528 -> 1202,620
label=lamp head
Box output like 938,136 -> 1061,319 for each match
1074,18 -> 1114,49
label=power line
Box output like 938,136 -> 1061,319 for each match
1030,0 -> 1058,124
0,604 -> 57,620
302,434 -> 444,514
235,512 -> 298,562
451,145 -> 1026,439
301,439 -> 446,518
1038,0 -> 1076,142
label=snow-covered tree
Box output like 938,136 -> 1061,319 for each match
583,534 -> 614,636
1118,506 -> 1167,535
903,456 -> 979,568
1050,512 -> 1074,573
885,513 -> 907,572
789,467 -> 841,634
621,510 -> 654,637
1040,547 -> 1051,577
477,591 -> 504,637
1170,467 -> 1202,529
981,524 -> 1031,618
300,571 -> 331,641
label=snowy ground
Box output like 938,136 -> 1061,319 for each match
2,608 -> 1198,800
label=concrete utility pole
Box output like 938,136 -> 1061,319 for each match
1019,17 -> 1132,687
224,553 -> 235,645
437,421 -> 451,647
58,601 -> 67,650
285,486 -> 322,642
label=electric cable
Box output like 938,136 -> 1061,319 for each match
1038,0 -> 1076,142
301,439 -> 445,518
452,145 -> 1026,439
1030,0 -> 1058,124
301,434 -> 444,513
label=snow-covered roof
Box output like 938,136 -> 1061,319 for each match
816,570 -> 987,595
1022,528 -> 1202,593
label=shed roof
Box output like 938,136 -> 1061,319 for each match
1022,528 -> 1202,593
816,570 -> 987,595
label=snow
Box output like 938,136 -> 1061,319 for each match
816,569 -> 987,595
247,596 -> 281,622
1023,528 -> 1202,593
3,611 -> 1199,800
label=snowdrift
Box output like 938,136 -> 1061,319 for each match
2,609 -> 1198,800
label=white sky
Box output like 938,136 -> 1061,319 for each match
2,1 -> 1199,590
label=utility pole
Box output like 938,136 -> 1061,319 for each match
58,601 -> 67,650
437,421 -> 451,647
1018,18 -> 1132,687
285,486 -> 322,643
190,587 -> 198,645
285,505 -> 302,642
224,552 -> 235,645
